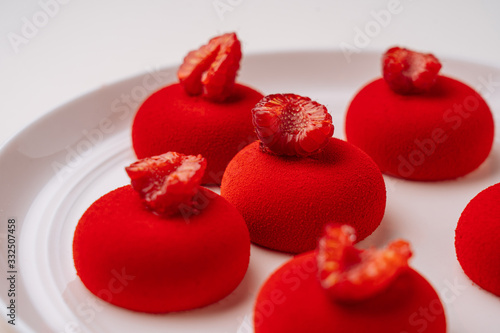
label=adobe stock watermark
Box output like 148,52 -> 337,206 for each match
212,0 -> 244,21
402,277 -> 467,333
58,267 -> 135,333
178,188 -> 220,222
397,74 -> 500,178
238,272 -> 467,333
7,0 -> 73,54
237,255 -> 317,332
340,0 -> 415,63
110,65 -> 172,122
51,66 -> 171,181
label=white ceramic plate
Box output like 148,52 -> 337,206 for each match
1,51 -> 499,333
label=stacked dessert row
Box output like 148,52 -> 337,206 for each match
72,33 -> 498,332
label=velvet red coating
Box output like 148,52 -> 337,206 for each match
455,182 -> 500,297
73,185 -> 251,313
345,76 -> 494,181
132,82 -> 264,185
254,252 -> 447,333
220,138 -> 386,254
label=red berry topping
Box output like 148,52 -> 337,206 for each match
177,32 -> 242,102
317,224 -> 412,302
382,46 -> 442,94
252,94 -> 334,157
125,152 -> 207,216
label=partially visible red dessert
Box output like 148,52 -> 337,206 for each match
132,33 -> 264,185
345,47 -> 494,181
455,182 -> 500,297
73,152 -> 251,313
254,224 -> 447,333
221,94 -> 386,254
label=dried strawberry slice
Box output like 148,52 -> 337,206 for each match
382,46 -> 442,94
317,224 -> 412,302
252,94 -> 334,157
177,32 -> 241,102
125,152 -> 207,216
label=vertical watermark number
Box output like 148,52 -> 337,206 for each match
6,218 -> 17,326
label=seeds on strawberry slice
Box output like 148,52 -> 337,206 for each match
125,152 -> 207,216
252,94 -> 334,157
317,224 -> 412,302
382,46 -> 442,94
177,32 -> 241,102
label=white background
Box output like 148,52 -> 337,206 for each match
1,0 -> 500,147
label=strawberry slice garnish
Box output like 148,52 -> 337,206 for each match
125,152 -> 207,216
177,32 -> 241,102
382,46 -> 442,94
252,93 -> 334,157
317,224 -> 412,302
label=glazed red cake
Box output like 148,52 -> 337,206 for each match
73,153 -> 251,313
131,33 -> 263,185
345,47 -> 494,181
254,225 -> 447,333
254,253 -> 446,333
455,182 -> 500,297
221,138 -> 386,253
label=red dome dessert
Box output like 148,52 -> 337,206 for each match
455,182 -> 500,297
73,153 -> 251,313
254,225 -> 447,333
221,94 -> 386,254
132,83 -> 263,184
132,33 -> 264,185
345,47 -> 494,181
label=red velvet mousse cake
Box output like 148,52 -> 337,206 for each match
254,224 -> 447,333
455,182 -> 500,297
132,32 -> 263,185
73,152 -> 250,313
221,94 -> 386,253
345,47 -> 494,181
